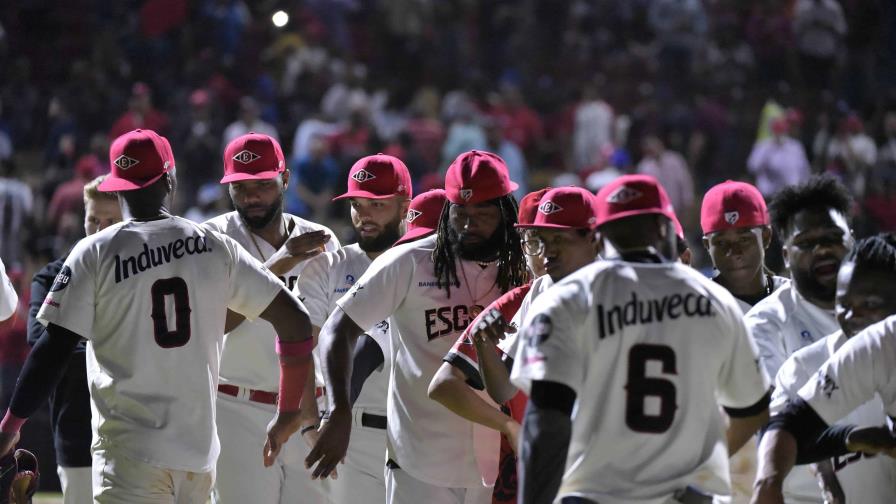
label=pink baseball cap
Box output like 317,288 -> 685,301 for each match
221,133 -> 285,183
444,150 -> 518,205
333,153 -> 412,201
100,129 -> 174,192
518,188 -> 551,226
394,188 -> 447,246
701,180 -> 768,235
517,186 -> 598,230
594,174 -> 677,227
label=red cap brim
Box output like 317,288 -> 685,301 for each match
597,208 -> 677,227
98,172 -> 167,192
332,191 -> 404,201
393,227 -> 435,246
220,170 -> 283,184
515,222 -> 594,230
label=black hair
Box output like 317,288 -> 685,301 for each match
845,233 -> 896,273
432,195 -> 528,298
769,175 -> 853,238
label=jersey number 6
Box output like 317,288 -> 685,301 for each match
625,344 -> 677,433
150,277 -> 192,348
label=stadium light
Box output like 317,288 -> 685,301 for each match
272,10 -> 289,28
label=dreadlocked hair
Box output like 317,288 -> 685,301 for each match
432,195 -> 528,298
846,233 -> 896,273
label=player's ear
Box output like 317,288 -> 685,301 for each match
280,170 -> 290,191
761,226 -> 772,249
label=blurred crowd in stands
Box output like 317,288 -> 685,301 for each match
1,0 -> 896,420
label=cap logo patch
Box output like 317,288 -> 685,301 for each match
406,209 -> 423,222
232,150 -> 261,164
538,200 -> 563,215
460,189 -> 473,201
352,169 -> 376,183
725,211 -> 740,224
113,155 -> 140,171
606,185 -> 642,204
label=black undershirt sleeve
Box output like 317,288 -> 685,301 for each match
764,398 -> 855,465
349,334 -> 385,407
519,380 -> 577,504
8,323 -> 82,419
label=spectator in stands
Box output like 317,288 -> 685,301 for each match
47,154 -> 103,236
291,136 -> 341,221
794,0 -> 847,94
636,134 -> 695,223
747,117 -> 812,197
484,119 -> 528,200
108,82 -> 170,139
0,160 -> 33,270
222,96 -> 278,147
572,82 -> 614,171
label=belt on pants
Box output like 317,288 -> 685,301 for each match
360,412 -> 387,430
218,384 -> 326,405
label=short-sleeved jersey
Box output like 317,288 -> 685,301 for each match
728,276 -> 790,315
775,330 -> 896,502
36,216 -> 285,472
336,234 -> 506,488
295,243 -> 389,413
799,316 -> 896,426
204,211 -> 339,392
511,260 -> 770,503
745,282 -> 838,379
0,256 -> 16,321
497,275 -> 554,361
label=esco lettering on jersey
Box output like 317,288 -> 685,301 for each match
424,304 -> 484,340
596,292 -> 714,339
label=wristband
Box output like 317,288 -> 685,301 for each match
276,338 -> 313,357
0,410 -> 26,434
277,356 -> 310,412
300,424 -> 319,436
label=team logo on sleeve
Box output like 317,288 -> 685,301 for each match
50,266 -> 73,292
817,370 -> 840,398
525,314 -> 552,348
351,169 -> 376,183
349,282 -> 365,298
113,155 -> 140,170
724,211 -> 740,224
406,209 -> 423,223
232,150 -> 261,164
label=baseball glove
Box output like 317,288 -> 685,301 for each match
0,449 -> 39,504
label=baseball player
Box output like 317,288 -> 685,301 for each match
25,175 -> 122,503
394,188 -> 448,246
307,150 -> 528,504
743,176 -> 854,502
294,153 -> 413,503
0,129 -> 314,504
512,175 -> 771,504
0,257 -> 15,322
755,234 -> 896,503
701,181 -> 787,314
204,133 -> 339,504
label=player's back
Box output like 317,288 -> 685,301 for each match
41,216 -> 281,473
516,260 -> 767,503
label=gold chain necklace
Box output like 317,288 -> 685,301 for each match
246,216 -> 287,262
458,260 -> 498,317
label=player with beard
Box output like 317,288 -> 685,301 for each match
753,234 -> 896,503
294,154 -> 412,503
204,133 -> 340,504
744,175 -> 854,503
306,150 -> 527,504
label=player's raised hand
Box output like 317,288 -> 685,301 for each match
0,431 -> 18,460
264,410 -> 303,467
266,230 -> 331,275
472,308 -> 511,346
846,425 -> 896,457
305,407 -> 350,480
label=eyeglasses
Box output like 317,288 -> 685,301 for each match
522,238 -> 543,256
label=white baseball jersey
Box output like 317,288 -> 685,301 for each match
774,329 -> 896,501
336,234 -> 505,488
511,260 -> 770,504
745,282 -> 839,379
36,216 -> 285,472
204,211 -> 339,392
730,276 -> 790,315
0,256 -> 16,321
296,243 -> 390,413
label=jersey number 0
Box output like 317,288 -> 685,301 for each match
150,277 -> 192,348
625,344 -> 677,433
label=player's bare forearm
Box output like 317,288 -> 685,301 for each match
319,307 -> 363,413
298,356 -> 320,426
751,428 -> 796,504
475,339 -> 517,404
726,408 -> 769,455
258,289 -> 312,343
428,364 -> 518,440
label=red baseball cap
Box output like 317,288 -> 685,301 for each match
517,187 -> 598,230
594,174 -> 676,227
221,133 -> 285,183
518,188 -> 551,226
444,150 -> 518,205
701,180 -> 768,235
333,153 -> 412,201
394,188 -> 447,246
100,129 -> 174,192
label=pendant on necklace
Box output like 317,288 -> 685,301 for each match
469,304 -> 483,317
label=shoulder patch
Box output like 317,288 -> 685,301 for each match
50,265 -> 73,292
